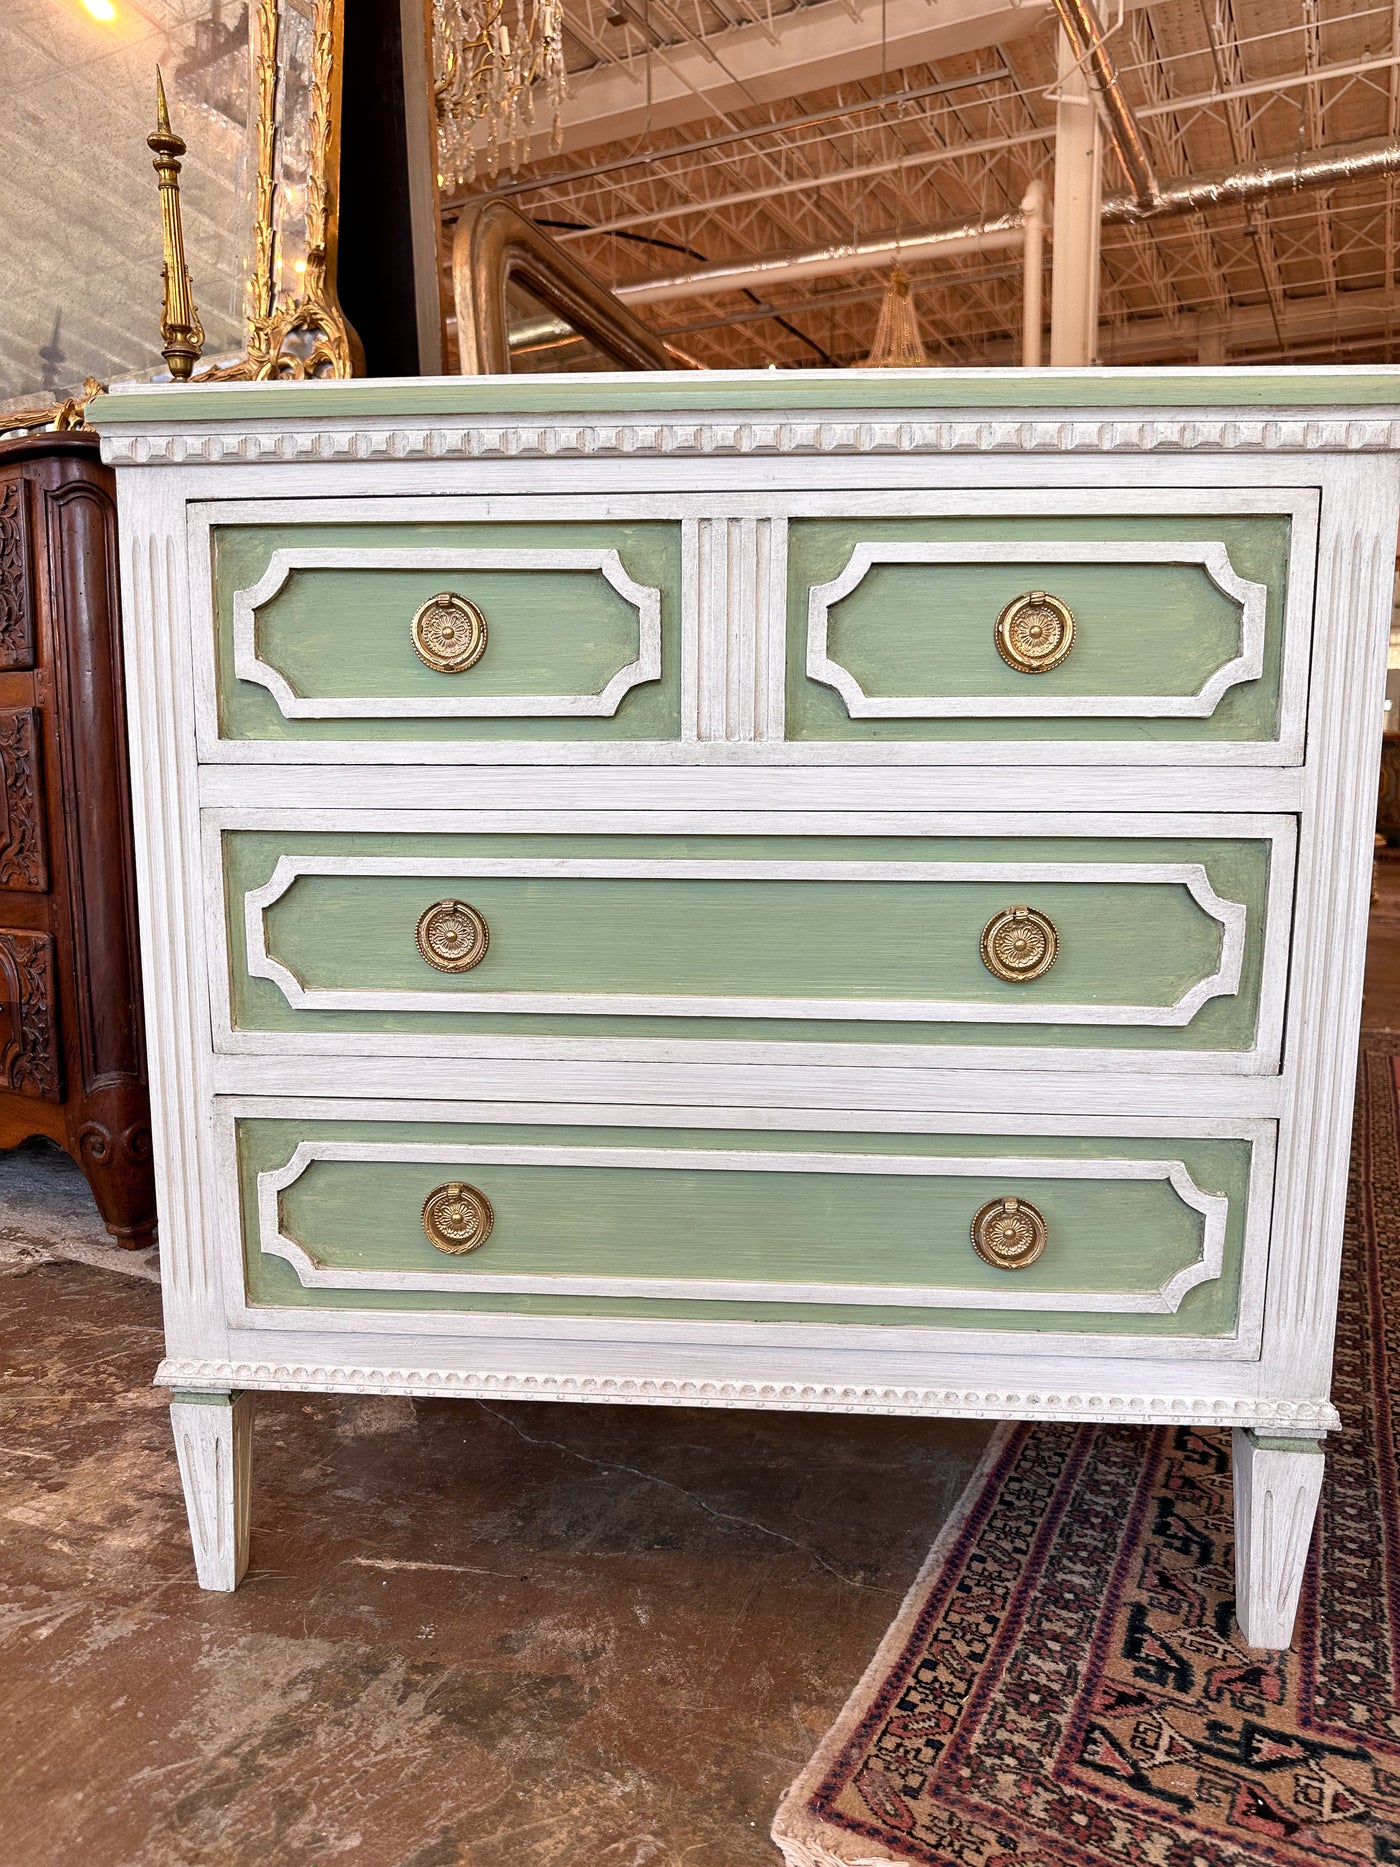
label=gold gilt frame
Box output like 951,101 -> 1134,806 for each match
199,0 -> 362,380
7,0 -> 356,431
451,200 -> 677,374
0,378 -> 105,440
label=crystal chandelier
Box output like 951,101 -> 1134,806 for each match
864,267 -> 930,369
433,0 -> 569,190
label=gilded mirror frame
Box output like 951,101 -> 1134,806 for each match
0,0 -> 358,437
451,201 -> 677,374
203,0 -> 362,380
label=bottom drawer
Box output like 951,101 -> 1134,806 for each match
226,1109 -> 1273,1352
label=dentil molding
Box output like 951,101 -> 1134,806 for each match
100,414 -> 1400,467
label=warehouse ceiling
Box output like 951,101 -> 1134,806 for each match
3,0 -> 1398,399
443,0 -> 1400,368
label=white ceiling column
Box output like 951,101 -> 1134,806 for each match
1049,27 -> 1103,365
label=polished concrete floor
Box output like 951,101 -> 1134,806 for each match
0,1142 -> 990,1864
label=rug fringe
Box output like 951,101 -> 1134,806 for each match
772,1844 -> 900,1866
771,1816 -> 903,1867
772,1781 -> 910,1864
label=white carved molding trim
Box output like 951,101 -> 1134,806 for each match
153,1356 -> 1342,1434
257,1138 -> 1228,1314
242,853 -> 1248,1030
682,515 -> 787,744
102,414 -> 1400,470
807,541 -> 1267,721
232,547 -> 662,720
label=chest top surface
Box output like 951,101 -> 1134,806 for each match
86,365 -> 1400,466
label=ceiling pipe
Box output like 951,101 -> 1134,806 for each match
549,52 -> 1400,246
1048,0 -> 1157,208
613,214 -> 1025,305
1047,1 -> 1394,225
653,253 -> 1026,335
469,49 -> 1400,236
1103,134 -> 1400,220
612,135 -> 1400,307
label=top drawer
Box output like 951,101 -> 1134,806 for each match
192,488 -> 1315,760
204,514 -> 682,748
789,491 -> 1316,757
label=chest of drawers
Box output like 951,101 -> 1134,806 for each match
95,369 -> 1400,1648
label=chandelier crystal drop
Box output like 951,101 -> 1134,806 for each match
864,266 -> 930,369
433,0 -> 569,189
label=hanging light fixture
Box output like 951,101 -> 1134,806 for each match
862,8 -> 928,375
433,0 -> 569,189
865,266 -> 930,368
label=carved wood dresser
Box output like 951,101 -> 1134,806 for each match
0,430 -> 154,1246
94,369 -> 1400,1646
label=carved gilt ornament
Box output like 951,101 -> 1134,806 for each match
154,0 -> 361,384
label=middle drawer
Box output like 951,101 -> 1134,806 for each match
211,816 -> 1294,1071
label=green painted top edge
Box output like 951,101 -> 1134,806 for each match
88,365 -> 1400,427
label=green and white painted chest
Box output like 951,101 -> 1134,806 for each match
95,367 -> 1400,1648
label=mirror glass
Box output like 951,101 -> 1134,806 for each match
504,274 -> 624,375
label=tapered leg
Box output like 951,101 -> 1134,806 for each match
1232,1429 -> 1325,1649
170,1391 -> 253,1591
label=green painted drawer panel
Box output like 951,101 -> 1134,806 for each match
224,829 -> 1277,1053
237,1116 -> 1255,1340
788,514 -> 1292,743
213,520 -> 681,742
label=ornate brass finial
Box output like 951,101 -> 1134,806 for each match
148,68 -> 204,381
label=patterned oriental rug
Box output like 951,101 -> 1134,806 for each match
772,1049 -> 1400,1867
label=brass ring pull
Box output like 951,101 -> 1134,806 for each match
971,1195 -> 1047,1271
981,904 -> 1058,984
422,1181 -> 494,1254
411,591 -> 488,672
416,898 -> 489,973
995,590 -> 1075,673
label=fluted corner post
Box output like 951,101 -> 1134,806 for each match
148,68 -> 205,382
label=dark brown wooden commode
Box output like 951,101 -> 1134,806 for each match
0,429 -> 154,1247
